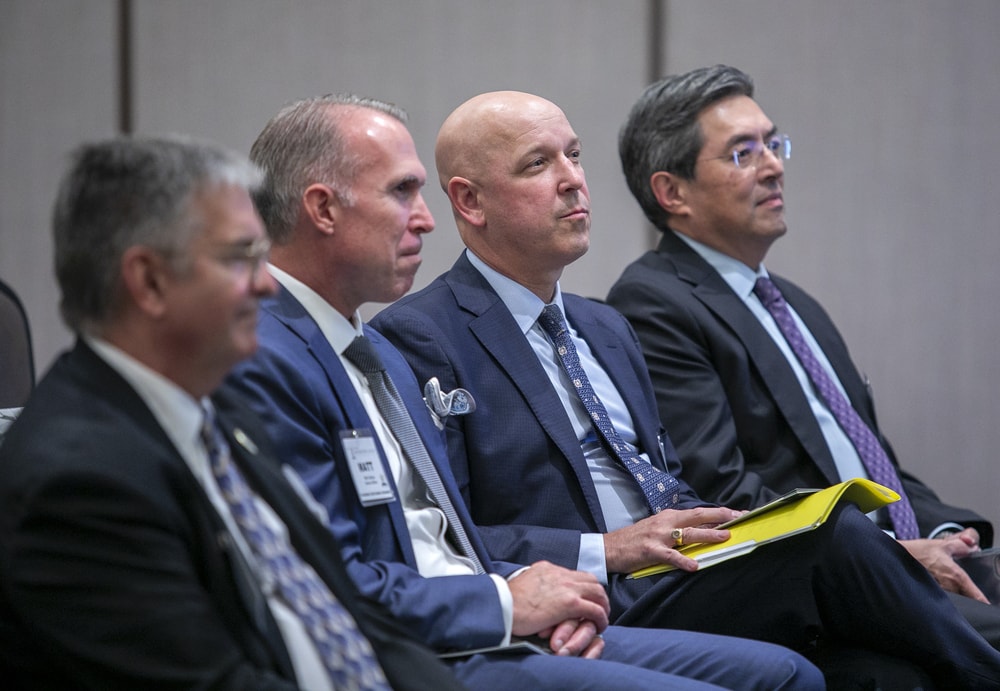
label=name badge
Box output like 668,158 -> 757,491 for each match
340,429 -> 395,506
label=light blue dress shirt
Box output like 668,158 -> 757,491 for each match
466,250 -> 653,583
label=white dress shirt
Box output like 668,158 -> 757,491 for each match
269,264 -> 514,643
86,337 -> 332,691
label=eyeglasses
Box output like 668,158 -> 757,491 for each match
704,134 -> 791,169
210,237 -> 271,282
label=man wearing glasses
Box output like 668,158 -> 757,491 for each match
607,64 -> 1000,646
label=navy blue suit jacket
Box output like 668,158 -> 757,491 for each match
371,253 -> 708,617
606,230 -> 991,543
228,286 -> 520,652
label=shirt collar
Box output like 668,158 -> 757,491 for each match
85,335 -> 205,462
671,231 -> 770,301
465,249 -> 566,333
267,263 -> 364,355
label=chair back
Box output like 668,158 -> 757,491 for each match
0,278 -> 35,409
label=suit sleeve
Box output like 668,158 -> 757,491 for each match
372,307 -> 592,571
228,330 -> 509,651
3,455 -> 298,690
608,270 -> 781,510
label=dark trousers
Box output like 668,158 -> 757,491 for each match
617,504 -> 1000,689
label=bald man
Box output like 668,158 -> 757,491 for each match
226,93 -> 826,691
371,90 -> 1000,687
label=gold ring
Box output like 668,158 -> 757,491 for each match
671,527 -> 684,547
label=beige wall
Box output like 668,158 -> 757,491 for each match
660,1 -> 1000,535
2,0 -> 998,529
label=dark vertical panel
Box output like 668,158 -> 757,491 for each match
118,0 -> 133,133
647,0 -> 664,84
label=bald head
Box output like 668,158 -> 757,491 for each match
435,91 -> 570,190
433,91 -> 590,301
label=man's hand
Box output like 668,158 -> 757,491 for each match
900,528 -> 988,603
537,619 -> 605,659
603,506 -> 744,574
508,561 -> 610,652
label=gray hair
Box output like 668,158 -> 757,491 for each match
619,64 -> 754,231
249,94 -> 407,244
53,134 -> 261,333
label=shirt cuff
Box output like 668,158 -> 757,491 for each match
577,533 -> 609,585
928,522 -> 967,539
492,572 -> 518,645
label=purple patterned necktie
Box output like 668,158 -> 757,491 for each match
537,304 -> 680,514
201,405 -> 390,690
753,276 -> 920,539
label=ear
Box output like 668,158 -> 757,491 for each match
649,171 -> 690,218
120,245 -> 171,318
446,177 -> 486,227
302,183 -> 339,236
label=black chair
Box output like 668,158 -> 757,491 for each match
0,278 -> 35,409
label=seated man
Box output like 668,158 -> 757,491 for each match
370,89 -> 1000,688
605,65 -> 1000,642
226,93 -> 825,690
0,135 -> 461,689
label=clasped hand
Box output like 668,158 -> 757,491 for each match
603,506 -> 745,574
508,560 -> 609,659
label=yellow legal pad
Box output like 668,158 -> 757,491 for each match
629,478 -> 899,579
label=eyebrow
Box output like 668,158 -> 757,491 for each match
517,136 -> 583,161
722,125 -> 779,151
391,174 -> 424,189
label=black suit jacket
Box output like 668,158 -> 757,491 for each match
607,230 -> 991,544
0,341 -> 463,690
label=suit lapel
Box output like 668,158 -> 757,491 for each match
448,258 -> 610,531
564,298 -> 668,474
781,281 -> 875,429
261,289 -> 418,567
71,346 -> 295,676
364,326 -> 497,571
661,234 -> 842,484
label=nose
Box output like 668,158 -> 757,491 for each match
559,155 -> 586,192
757,146 -> 784,180
410,193 -> 435,234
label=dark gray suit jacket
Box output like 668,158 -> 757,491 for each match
607,230 -> 991,543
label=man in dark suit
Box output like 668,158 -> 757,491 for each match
371,89 -> 1000,688
605,65 -> 1000,643
227,93 -> 827,690
0,135 -> 463,690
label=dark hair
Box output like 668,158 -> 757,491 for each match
619,64 -> 754,230
53,135 -> 259,333
249,94 -> 407,244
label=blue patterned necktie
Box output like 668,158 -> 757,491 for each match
200,405 -> 390,690
753,276 -> 920,540
343,335 -> 486,574
537,304 -> 680,514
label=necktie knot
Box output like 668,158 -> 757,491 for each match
753,276 -> 784,309
538,304 -> 568,341
344,336 -> 385,376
